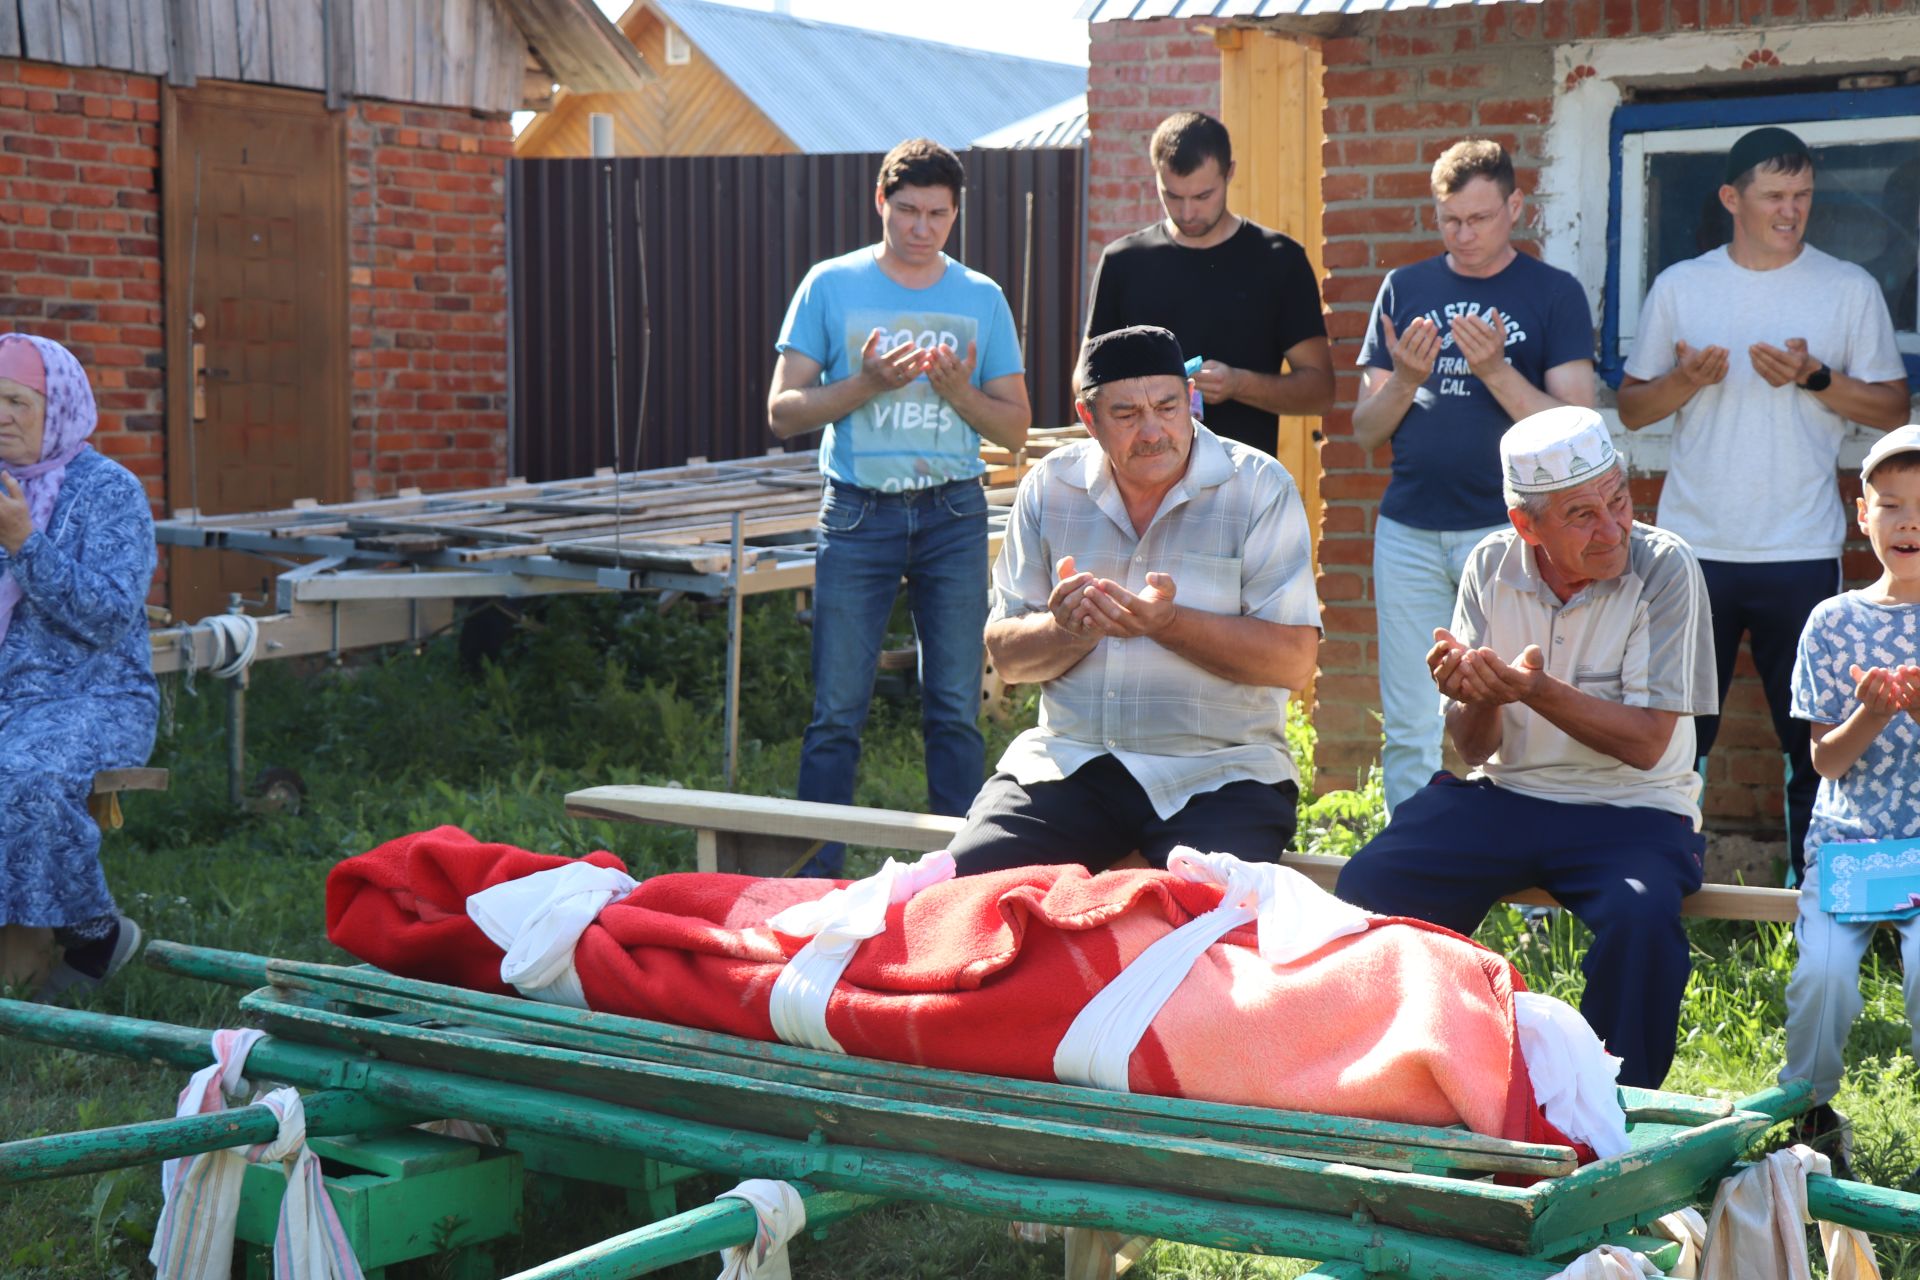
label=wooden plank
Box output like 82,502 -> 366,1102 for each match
0,0 -> 19,57
563,786 -> 1804,924
440,0 -> 471,107
54,0 -> 94,64
91,0 -> 134,68
129,0 -> 170,71
267,0 -> 322,88
91,767 -> 171,795
19,0 -> 62,62
232,0 -> 266,79
411,0 -> 441,105
200,0 -> 236,78
350,0 -> 383,99
323,0 -> 350,107
162,0 -> 195,83
382,0 -> 412,102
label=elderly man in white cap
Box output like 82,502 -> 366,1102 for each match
1336,405 -> 1717,1088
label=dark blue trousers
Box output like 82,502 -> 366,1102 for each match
1336,774 -> 1704,1088
1693,557 -> 1840,886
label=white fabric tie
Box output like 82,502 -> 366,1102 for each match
1700,1145 -> 1880,1280
714,1179 -> 807,1280
149,1029 -> 364,1280
1053,849 -> 1371,1092
466,860 -> 640,1008
765,851 -> 955,1054
1513,991 -> 1631,1158
1546,1245 -> 1660,1279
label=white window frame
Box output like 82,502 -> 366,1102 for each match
665,25 -> 691,66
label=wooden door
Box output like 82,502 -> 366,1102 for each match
163,82 -> 347,621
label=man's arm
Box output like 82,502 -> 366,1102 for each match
1069,573 -> 1318,689
1617,341 -> 1729,429
767,334 -> 922,440
1439,638 -> 1680,770
1448,311 -> 1595,423
926,347 -> 1031,451
1192,335 -> 1335,418
985,610 -> 1099,685
1352,315 -> 1440,452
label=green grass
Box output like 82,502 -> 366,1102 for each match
2,595 -> 1917,1277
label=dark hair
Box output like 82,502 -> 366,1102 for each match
1866,452 -> 1920,485
876,139 -> 964,203
1431,138 -> 1515,198
1731,151 -> 1813,193
1148,112 -> 1232,177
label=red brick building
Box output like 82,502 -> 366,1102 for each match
0,0 -> 647,614
1084,1 -> 1920,837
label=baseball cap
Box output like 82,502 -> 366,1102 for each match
1861,424 -> 1920,484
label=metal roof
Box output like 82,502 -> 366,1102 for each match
651,0 -> 1087,154
1075,0 -> 1540,19
972,95 -> 1089,149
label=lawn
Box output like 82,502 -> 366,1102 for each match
3,594 -> 1918,1278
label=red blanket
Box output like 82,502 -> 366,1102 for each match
327,827 -> 1582,1154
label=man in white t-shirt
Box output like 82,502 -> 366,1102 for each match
1619,126 -> 1911,883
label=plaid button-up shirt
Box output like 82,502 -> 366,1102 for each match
990,423 -> 1321,819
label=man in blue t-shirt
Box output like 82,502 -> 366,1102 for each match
1355,138 -> 1596,816
769,138 -> 1031,875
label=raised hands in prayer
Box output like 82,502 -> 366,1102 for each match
1052,555 -> 1178,640
1428,627 -> 1546,706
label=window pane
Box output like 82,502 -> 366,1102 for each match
1643,141 -> 1920,331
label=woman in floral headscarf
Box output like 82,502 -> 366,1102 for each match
0,333 -> 157,999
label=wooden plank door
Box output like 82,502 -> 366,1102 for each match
162,82 -> 348,621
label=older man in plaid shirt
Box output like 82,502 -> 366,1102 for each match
948,326 -> 1322,874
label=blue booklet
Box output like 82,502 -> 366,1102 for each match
1819,837 -> 1920,922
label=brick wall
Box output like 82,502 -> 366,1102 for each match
0,61 -> 166,506
1085,17 -> 1222,282
0,55 -> 513,538
1086,0 -> 1920,834
347,104 -> 513,498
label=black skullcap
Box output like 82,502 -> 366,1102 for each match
1725,126 -> 1810,186
1075,325 -> 1188,392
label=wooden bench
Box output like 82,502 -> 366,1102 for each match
564,784 -> 1802,923
87,767 -> 170,832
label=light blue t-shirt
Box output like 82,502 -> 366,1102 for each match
1791,592 -> 1920,863
775,247 -> 1022,493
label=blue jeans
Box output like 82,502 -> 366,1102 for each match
797,477 -> 989,876
1372,513 -> 1507,816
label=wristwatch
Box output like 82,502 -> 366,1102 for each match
1801,363 -> 1833,392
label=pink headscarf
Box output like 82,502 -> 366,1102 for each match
0,333 -> 98,646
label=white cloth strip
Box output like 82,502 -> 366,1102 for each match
150,1031 -> 365,1280
765,851 -> 955,1054
1512,992 -> 1631,1158
1054,848 -> 1372,1092
466,860 -> 640,1008
1700,1145 -> 1880,1280
1546,1245 -> 1660,1279
714,1179 -> 807,1280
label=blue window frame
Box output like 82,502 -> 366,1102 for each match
1602,86 -> 1920,388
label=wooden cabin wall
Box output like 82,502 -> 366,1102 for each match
0,0 -> 525,113
516,6 -> 793,157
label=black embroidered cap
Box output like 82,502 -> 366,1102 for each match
1724,126 -> 1810,186
1075,325 -> 1188,393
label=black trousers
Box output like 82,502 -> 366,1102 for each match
1692,557 -> 1840,885
946,754 -> 1299,876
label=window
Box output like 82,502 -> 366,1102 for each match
1602,87 -> 1920,385
665,25 -> 691,66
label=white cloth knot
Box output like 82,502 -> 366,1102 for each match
765,851 -> 954,1054
1700,1145 -> 1880,1280
714,1179 -> 807,1280
150,1030 -> 364,1280
1547,1244 -> 1661,1279
466,860 -> 640,1008
1513,991 -> 1630,1159
1055,849 -> 1372,1092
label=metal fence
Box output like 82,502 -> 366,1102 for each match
507,148 -> 1085,480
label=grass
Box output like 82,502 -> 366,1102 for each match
2,594 -> 1917,1277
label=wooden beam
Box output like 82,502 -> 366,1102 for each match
563,785 -> 1805,924
323,0 -> 352,108
0,1 -> 19,57
163,0 -> 196,85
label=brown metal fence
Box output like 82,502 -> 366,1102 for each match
507,148 -> 1085,481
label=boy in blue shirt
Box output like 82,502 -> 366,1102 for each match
768,139 -> 1030,875
1782,422 -> 1920,1176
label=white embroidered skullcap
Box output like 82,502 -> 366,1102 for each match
1500,406 -> 1619,495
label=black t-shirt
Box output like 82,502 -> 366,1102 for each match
1085,219 -> 1327,451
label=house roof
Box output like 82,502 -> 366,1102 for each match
1075,0 -> 1539,18
506,0 -> 654,92
649,0 -> 1087,153
972,94 -> 1089,150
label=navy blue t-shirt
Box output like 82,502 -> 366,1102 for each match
1358,252 -> 1593,531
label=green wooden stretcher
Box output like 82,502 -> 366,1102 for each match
3,941 -> 1919,1280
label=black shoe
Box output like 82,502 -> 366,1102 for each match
1790,1102 -> 1855,1181
34,915 -> 142,1003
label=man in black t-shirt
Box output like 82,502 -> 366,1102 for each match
1085,112 -> 1332,452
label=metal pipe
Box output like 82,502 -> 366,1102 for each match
225,592 -> 249,808
501,1185 -> 884,1280
143,940 -> 272,989
723,510 -> 744,791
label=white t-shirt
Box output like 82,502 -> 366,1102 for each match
1625,244 -> 1907,563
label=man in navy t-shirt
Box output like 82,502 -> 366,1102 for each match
1355,138 -> 1595,816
